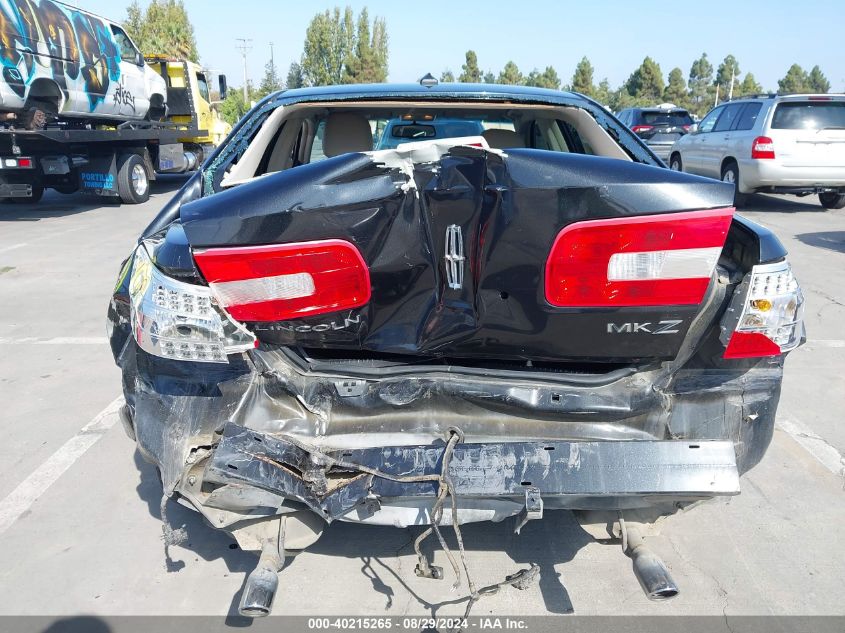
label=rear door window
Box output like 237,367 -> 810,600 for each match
713,103 -> 744,132
771,101 -> 845,129
734,102 -> 762,131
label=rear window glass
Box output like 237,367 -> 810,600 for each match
640,111 -> 693,126
377,118 -> 486,149
771,102 -> 845,129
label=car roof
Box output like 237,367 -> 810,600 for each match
727,93 -> 845,103
267,82 -> 588,107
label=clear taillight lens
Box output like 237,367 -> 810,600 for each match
129,244 -> 256,363
720,260 -> 804,359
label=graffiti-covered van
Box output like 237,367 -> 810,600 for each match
0,0 -> 166,126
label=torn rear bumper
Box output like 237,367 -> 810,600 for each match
205,422 -> 740,523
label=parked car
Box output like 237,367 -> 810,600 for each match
617,104 -> 694,161
669,94 -> 845,209
0,0 -> 167,128
108,82 -> 804,616
375,116 -> 484,149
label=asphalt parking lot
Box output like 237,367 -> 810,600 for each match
0,180 -> 843,619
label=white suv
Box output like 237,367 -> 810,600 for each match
669,94 -> 845,209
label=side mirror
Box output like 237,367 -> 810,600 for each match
135,51 -> 145,67
218,75 -> 228,101
688,123 -> 699,134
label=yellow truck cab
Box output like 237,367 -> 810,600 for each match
145,56 -> 231,156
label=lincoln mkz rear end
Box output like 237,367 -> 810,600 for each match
107,84 -> 805,614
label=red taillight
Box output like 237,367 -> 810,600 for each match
193,239 -> 371,322
808,96 -> 832,101
17,158 -> 32,168
544,209 -> 734,308
723,331 -> 782,359
631,125 -> 653,133
682,125 -> 691,131
751,136 -> 775,159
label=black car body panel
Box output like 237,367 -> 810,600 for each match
107,86 -> 802,608
179,148 -> 734,362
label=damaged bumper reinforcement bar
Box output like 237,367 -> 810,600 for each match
205,422 -> 740,521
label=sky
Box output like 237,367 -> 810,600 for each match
81,0 -> 845,93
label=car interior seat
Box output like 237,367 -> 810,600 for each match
482,128 -> 526,149
322,113 -> 374,157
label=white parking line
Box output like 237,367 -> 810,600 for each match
777,417 -> 845,477
797,339 -> 845,349
0,396 -> 123,535
0,243 -> 27,254
0,336 -> 107,345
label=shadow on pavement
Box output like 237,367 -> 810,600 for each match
133,450 -> 590,618
305,513 -> 586,616
740,193 -> 824,214
795,231 -> 845,254
0,174 -> 189,221
41,616 -> 111,633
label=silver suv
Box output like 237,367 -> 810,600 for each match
669,94 -> 845,208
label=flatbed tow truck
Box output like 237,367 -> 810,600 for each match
0,57 -> 229,205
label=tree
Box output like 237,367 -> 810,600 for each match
302,8 -> 351,86
737,72 -> 762,97
219,82 -> 258,125
778,64 -> 808,94
482,71 -> 496,84
571,56 -> 594,96
302,7 -> 387,87
459,50 -> 482,83
524,66 -> 560,90
625,57 -> 664,102
594,78 -> 612,106
286,62 -> 304,89
440,69 -> 455,82
498,61 -> 523,86
689,52 -> 714,116
125,2 -> 143,39
807,65 -> 830,93
540,66 -> 561,90
256,58 -> 282,99
343,8 -> 389,84
123,0 -> 198,61
663,67 -> 688,107
715,54 -> 740,97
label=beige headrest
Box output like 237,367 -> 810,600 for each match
482,128 -> 526,149
322,113 -> 374,157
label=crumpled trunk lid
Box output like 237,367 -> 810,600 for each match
181,148 -> 735,363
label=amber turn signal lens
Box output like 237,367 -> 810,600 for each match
750,299 -> 773,312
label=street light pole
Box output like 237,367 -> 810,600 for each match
236,38 -> 253,102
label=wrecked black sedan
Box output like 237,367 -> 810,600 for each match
107,82 -> 804,615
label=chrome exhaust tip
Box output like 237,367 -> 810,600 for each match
624,526 -> 679,601
238,565 -> 279,617
630,545 -> 680,600
238,537 -> 285,617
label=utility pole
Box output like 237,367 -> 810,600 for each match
728,63 -> 736,101
270,41 -> 274,68
235,38 -> 253,102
